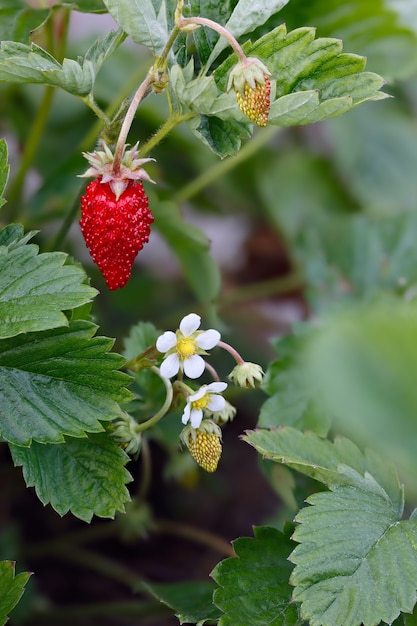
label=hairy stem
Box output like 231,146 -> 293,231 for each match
179,15 -> 247,63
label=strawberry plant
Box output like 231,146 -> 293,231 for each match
1,0 -> 417,625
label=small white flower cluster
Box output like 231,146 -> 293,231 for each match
156,313 -> 227,429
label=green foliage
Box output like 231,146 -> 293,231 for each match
0,320 -> 133,445
0,139 -> 9,211
10,433 -> 131,521
0,1 -> 50,44
245,428 -> 417,625
212,526 -> 301,626
0,561 -> 31,626
147,580 -> 221,625
0,30 -> 124,96
0,225 -> 97,339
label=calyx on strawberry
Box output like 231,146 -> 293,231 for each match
79,142 -> 155,290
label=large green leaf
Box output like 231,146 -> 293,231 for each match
212,526 -> 302,626
206,0 -> 290,67
0,226 -> 97,339
0,1 -> 50,44
189,114 -> 252,158
291,487 -> 417,626
0,561 -> 31,626
147,580 -> 221,626
102,0 -> 168,54
10,433 -> 131,521
152,200 -> 221,303
244,427 -> 403,514
278,0 -> 417,81
0,320 -> 133,446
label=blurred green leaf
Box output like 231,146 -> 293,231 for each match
0,139 -> 9,210
0,561 -> 31,626
123,321 -> 159,360
147,580 -> 221,625
215,25 -> 387,127
206,0 -> 290,67
0,320 -> 133,446
278,0 -> 417,81
153,200 -> 221,303
325,103 -> 417,215
212,526 -> 301,626
305,301 -> 417,493
291,487 -> 417,626
10,433 -> 131,521
0,226 -> 97,339
0,1 -> 50,44
62,0 -> 106,12
102,0 -> 168,54
244,426 -> 403,512
259,333 -> 331,436
189,114 -> 252,157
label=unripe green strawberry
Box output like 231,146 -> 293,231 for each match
235,75 -> 271,127
80,178 -> 153,290
187,429 -> 222,473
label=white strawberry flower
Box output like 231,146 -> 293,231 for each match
182,382 -> 228,429
156,313 -> 220,379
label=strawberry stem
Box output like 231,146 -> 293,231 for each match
135,367 -> 174,432
178,15 -> 248,64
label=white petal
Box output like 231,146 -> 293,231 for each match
196,329 -> 221,350
183,354 -> 205,379
190,408 -> 203,429
160,354 -> 180,378
156,331 -> 177,352
182,403 -> 191,425
207,382 -> 227,393
180,313 -> 201,336
208,394 -> 226,412
189,385 -> 207,402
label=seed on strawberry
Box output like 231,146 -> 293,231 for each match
80,178 -> 153,290
235,75 -> 271,127
187,429 -> 222,473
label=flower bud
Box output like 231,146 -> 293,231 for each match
111,412 -> 142,456
229,362 -> 264,388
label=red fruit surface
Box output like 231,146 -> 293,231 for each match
80,178 -> 154,290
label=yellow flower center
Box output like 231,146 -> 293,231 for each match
177,336 -> 197,359
191,394 -> 210,411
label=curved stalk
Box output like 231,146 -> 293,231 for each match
135,367 -> 174,432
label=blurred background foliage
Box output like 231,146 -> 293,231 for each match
2,0 -> 417,623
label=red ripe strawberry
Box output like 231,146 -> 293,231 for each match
79,141 -> 156,290
80,178 -> 154,290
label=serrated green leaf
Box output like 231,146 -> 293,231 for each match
244,426 -> 403,514
278,0 -> 417,81
0,41 -> 95,96
169,64 -> 219,114
0,1 -> 50,44
123,321 -> 159,360
83,29 -> 126,70
152,200 -> 220,303
10,433 -> 132,521
0,228 -> 97,338
212,526 -> 301,626
0,320 -> 133,446
102,0 -> 168,54
147,580 -> 221,625
0,560 -> 31,626
206,0 -> 290,67
291,487 -> 417,626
